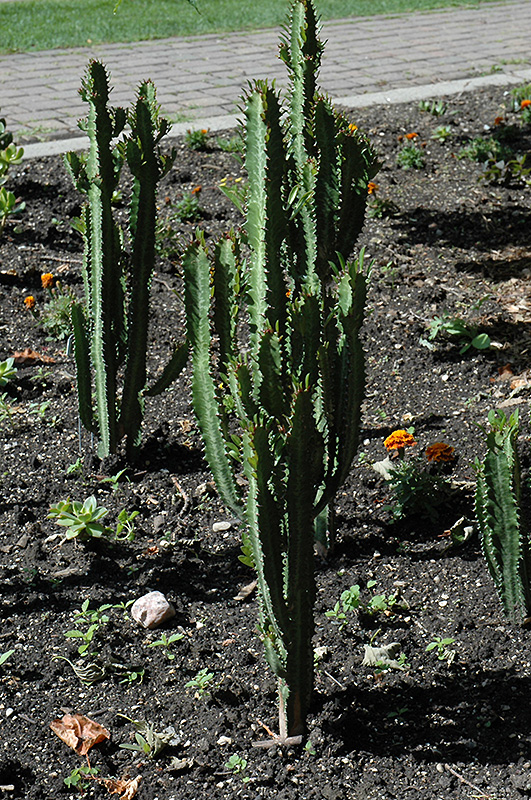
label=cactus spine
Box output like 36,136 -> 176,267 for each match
184,0 -> 379,737
66,61 -> 188,460
475,409 -> 531,623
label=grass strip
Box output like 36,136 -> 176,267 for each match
0,0 -> 512,55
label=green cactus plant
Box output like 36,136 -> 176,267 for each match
183,0 -> 379,739
475,409 -> 531,623
66,61 -> 188,460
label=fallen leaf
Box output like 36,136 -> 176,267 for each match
98,775 -> 142,799
234,580 -> 257,601
50,713 -> 110,755
13,348 -> 55,365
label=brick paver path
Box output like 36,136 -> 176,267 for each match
1,0 -> 530,142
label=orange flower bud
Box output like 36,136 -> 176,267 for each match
41,272 -> 54,289
521,99 -> 531,109
367,182 -> 378,195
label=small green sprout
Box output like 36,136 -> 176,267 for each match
0,649 -> 14,667
426,636 -> 456,664
0,357 -> 16,387
63,764 -> 99,791
185,667 -> 215,696
48,496 -> 111,541
115,508 -> 139,541
224,754 -> 250,783
147,631 -> 184,660
396,144 -> 425,169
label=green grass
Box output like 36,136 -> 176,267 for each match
0,0 -> 512,54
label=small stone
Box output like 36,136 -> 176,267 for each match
5,708 -> 14,717
212,521 -> 231,532
131,591 -> 176,629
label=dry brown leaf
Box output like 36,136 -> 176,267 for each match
498,397 -> 526,408
98,775 -> 142,799
13,348 -> 55,365
234,580 -> 257,601
50,713 -> 110,755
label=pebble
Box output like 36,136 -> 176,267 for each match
212,521 -> 232,532
131,591 -> 176,629
5,708 -> 14,717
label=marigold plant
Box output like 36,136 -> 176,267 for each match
384,430 -> 417,452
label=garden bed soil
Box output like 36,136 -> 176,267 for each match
1,83 -> 531,800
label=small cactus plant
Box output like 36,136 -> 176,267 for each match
183,0 -> 379,738
66,61 -> 188,460
475,409 -> 531,623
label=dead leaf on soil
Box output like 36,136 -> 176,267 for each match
97,775 -> 142,799
12,348 -> 55,364
50,713 -> 110,755
234,580 -> 257,601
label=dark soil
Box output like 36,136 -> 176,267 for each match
1,83 -> 531,800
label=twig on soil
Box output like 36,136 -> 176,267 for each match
444,764 -> 494,798
322,670 -> 346,690
171,476 -> 191,514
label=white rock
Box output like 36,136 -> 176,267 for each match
212,521 -> 232,532
131,591 -> 176,629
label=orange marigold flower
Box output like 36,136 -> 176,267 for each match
405,132 -> 419,140
191,185 -> 202,194
521,99 -> 531,109
426,442 -> 455,463
41,272 -> 54,289
24,295 -> 36,310
348,123 -> 358,132
493,116 -> 505,126
384,430 -> 417,451
367,181 -> 378,195
200,128 -> 208,134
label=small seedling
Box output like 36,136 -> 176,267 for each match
113,599 -> 135,616
418,98 -> 447,116
147,631 -> 184,660
0,393 -> 15,429
97,468 -> 129,492
426,636 -> 456,664
458,135 -> 512,163
185,127 -> 209,151
367,195 -> 400,218
427,311 -> 491,354
224,754 -> 250,783
0,649 -> 14,667
66,457 -> 84,478
171,191 -> 202,222
64,600 -> 112,656
119,666 -> 145,685
431,125 -> 453,142
115,508 -> 139,541
37,282 -> 77,341
48,496 -> 111,541
0,357 -> 16,387
118,715 -> 172,758
397,144 -> 425,169
63,764 -> 99,791
185,667 -> 214,696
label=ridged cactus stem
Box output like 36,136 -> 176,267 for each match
184,0 -> 379,737
475,409 -> 531,623
67,61 -> 186,460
